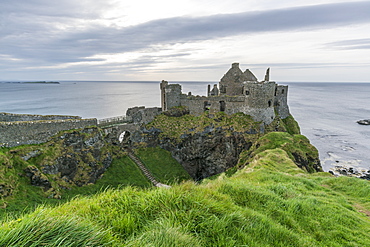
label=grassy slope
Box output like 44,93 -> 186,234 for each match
134,147 -> 192,184
146,111 -> 262,142
1,146 -> 369,246
0,148 -> 53,215
1,114 -> 369,246
0,146 -> 189,217
0,111 -> 286,217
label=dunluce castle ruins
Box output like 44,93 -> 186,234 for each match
160,63 -> 290,124
0,63 -> 290,147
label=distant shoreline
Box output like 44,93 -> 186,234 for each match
2,81 -> 60,84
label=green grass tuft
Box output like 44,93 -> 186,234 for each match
1,150 -> 369,246
146,111 -> 261,142
0,208 -> 114,246
134,147 -> 191,184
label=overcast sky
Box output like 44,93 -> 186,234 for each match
1,0 -> 370,82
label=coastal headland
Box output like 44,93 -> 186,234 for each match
0,63 -> 369,246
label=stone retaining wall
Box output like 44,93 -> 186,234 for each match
97,115 -> 131,128
0,118 -> 97,147
0,112 -> 81,122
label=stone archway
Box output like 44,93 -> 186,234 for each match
102,123 -> 140,146
118,130 -> 131,145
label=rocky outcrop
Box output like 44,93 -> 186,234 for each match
130,113 -> 263,180
291,151 -> 322,173
19,127 -> 113,192
0,183 -> 13,198
43,127 -> 112,187
329,166 -> 370,180
160,129 -> 252,180
131,126 -> 252,180
244,132 -> 322,173
24,165 -> 52,191
357,119 -> 370,125
130,112 -> 321,180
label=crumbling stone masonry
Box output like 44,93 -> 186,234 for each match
0,113 -> 97,147
160,63 -> 290,124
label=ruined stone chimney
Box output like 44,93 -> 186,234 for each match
264,68 -> 270,81
232,63 -> 239,69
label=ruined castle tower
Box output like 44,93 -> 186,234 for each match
160,63 -> 290,124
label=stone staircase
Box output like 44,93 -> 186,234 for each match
124,147 -> 170,188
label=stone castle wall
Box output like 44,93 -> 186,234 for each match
179,94 -> 275,124
163,84 -> 182,110
126,106 -> 162,124
274,85 -> 290,119
179,95 -> 245,115
243,81 -> 275,108
0,112 -> 81,122
160,63 -> 289,125
0,117 -> 97,147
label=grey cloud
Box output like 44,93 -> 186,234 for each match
116,1 -> 370,45
0,0 -> 111,18
325,39 -> 370,50
1,1 -> 370,66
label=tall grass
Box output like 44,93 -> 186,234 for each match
0,208 -> 114,246
1,140 -> 369,247
134,147 -> 192,184
2,146 -> 369,246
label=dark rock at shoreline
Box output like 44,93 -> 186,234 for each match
329,165 -> 370,180
357,119 -> 370,125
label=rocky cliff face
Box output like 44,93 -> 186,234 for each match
17,127 -> 113,197
4,111 -> 321,198
158,127 -> 252,180
128,111 -> 320,180
242,132 -> 322,174
43,127 -> 112,186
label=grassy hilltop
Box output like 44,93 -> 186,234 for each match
0,112 -> 369,246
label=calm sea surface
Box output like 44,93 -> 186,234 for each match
1,81 -> 369,172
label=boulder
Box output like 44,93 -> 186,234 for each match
24,165 -> 52,190
0,183 -> 13,197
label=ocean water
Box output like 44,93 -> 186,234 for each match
1,81 -> 369,173
286,82 -> 370,173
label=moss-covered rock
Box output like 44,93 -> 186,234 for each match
142,112 -> 262,180
240,132 -> 322,173
0,126 -> 114,207
142,111 -> 322,179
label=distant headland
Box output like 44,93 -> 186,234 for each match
2,81 -> 59,84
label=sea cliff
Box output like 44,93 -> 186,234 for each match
1,110 -> 369,246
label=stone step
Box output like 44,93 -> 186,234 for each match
124,147 -> 163,186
